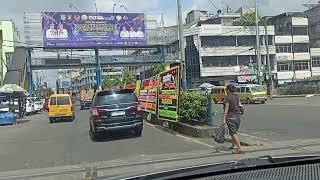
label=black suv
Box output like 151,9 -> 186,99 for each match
89,89 -> 143,140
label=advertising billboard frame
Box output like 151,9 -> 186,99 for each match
41,11 -> 146,49
157,66 -> 181,122
138,76 -> 159,115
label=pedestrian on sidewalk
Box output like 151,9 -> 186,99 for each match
223,84 -> 244,154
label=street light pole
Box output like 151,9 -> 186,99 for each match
177,0 -> 187,90
113,4 -> 116,13
255,0 -> 262,84
264,22 -> 273,99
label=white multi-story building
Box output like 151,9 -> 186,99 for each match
270,12 -> 312,84
71,67 -> 123,90
184,10 -> 276,87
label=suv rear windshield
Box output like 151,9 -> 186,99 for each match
94,90 -> 137,106
57,96 -> 70,105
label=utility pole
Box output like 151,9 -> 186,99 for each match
255,0 -> 262,84
264,22 -> 273,99
177,0 -> 187,89
161,13 -> 166,64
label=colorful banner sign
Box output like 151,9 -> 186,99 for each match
158,67 -> 180,121
41,12 -> 146,48
138,76 -> 159,114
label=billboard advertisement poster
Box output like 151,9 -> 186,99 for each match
237,75 -> 257,83
41,12 -> 146,48
138,76 -> 159,114
158,67 -> 180,121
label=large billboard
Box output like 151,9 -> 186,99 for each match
41,12 -> 146,48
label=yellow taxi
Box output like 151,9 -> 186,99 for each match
48,94 -> 75,123
235,84 -> 268,104
210,86 -> 227,104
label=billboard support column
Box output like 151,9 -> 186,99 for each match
27,49 -> 33,97
95,48 -> 102,90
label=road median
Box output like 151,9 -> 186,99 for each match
272,94 -> 320,98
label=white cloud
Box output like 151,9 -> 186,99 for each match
94,0 -> 176,26
190,0 -> 308,15
94,0 -> 160,12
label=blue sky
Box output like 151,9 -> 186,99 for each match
94,0 -> 313,26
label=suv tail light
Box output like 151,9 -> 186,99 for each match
129,104 -> 143,116
91,106 -> 101,122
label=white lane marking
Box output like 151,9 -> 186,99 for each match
264,104 -> 320,107
238,133 -> 272,142
176,134 -> 215,148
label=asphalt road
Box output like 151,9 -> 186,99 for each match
214,96 -> 320,141
0,107 -> 212,172
1,97 -> 320,172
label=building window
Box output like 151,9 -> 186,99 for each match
293,43 -> 309,53
277,61 -> 293,71
201,36 -> 236,47
238,55 -> 257,66
312,56 -> 320,67
237,36 -> 256,46
275,24 -> 292,36
294,61 -> 309,70
292,27 -> 308,36
202,56 -> 237,67
276,44 -> 292,53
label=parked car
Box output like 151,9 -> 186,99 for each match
2,100 -> 21,118
25,98 -> 35,115
48,94 -> 75,123
89,89 -> 143,140
31,97 -> 43,112
0,104 -> 16,125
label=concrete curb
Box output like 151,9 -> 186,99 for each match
272,94 -> 320,98
148,121 -> 255,146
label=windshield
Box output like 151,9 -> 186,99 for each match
94,92 -> 137,106
56,96 -> 70,105
1,0 -> 319,179
250,86 -> 265,93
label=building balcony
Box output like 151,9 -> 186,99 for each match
277,71 -> 311,82
312,67 -> 320,76
294,52 -> 310,60
292,17 -> 308,26
200,66 -> 255,77
275,36 -> 293,44
199,46 -> 276,56
275,53 -> 294,61
196,25 -> 275,36
293,35 -> 309,43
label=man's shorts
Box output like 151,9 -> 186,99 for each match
226,115 -> 241,136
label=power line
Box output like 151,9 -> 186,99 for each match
208,0 -> 220,11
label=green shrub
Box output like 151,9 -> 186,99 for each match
180,91 -> 208,124
277,84 -> 320,95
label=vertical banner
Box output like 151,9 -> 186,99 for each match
138,76 -> 159,114
158,66 -> 180,121
135,80 -> 141,96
